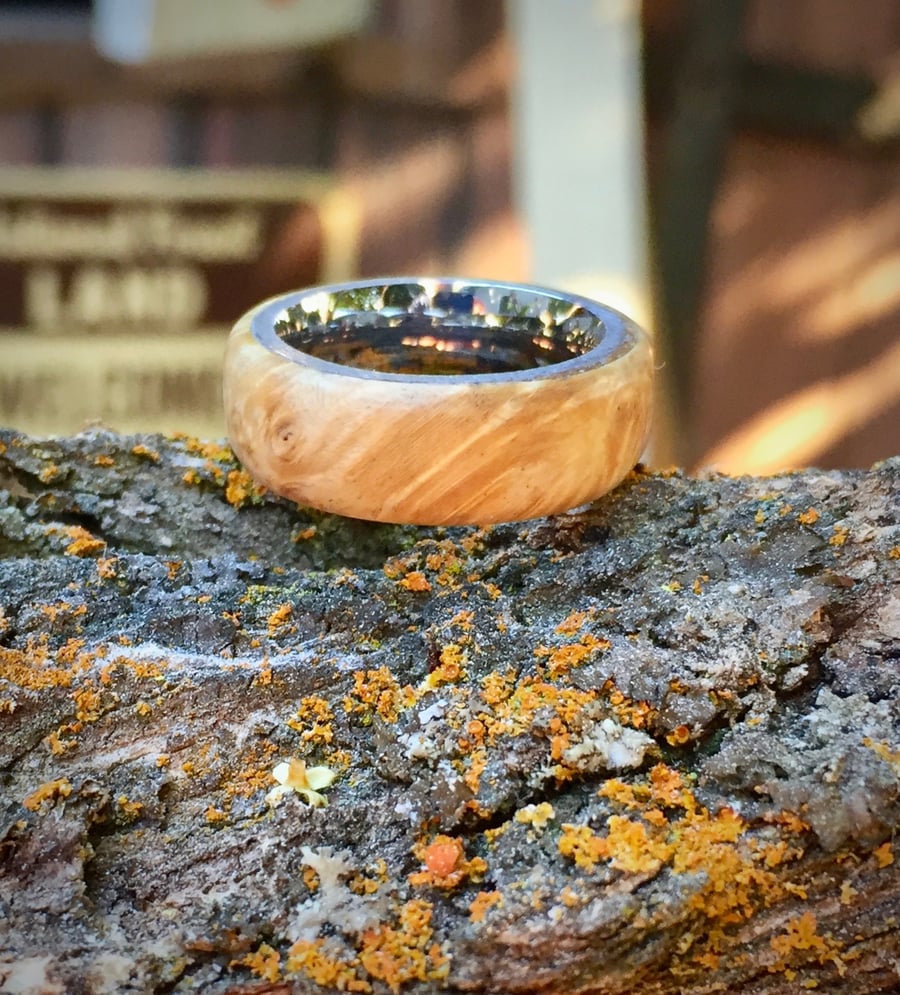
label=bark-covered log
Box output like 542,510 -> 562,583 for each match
0,428 -> 898,994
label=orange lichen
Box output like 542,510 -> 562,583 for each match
558,824 -> 609,871
96,557 -> 118,579
410,835 -> 487,889
839,881 -> 858,905
60,525 -> 105,557
863,737 -> 900,773
23,777 -> 72,811
39,602 -> 87,626
293,525 -> 318,542
43,730 -> 69,756
117,795 -> 144,820
424,643 -> 467,689
225,468 -> 265,508
72,685 -> 102,722
398,571 -> 431,593
233,942 -> 281,983
579,764 -> 813,969
206,806 -> 229,824
515,802 -> 555,830
176,437 -> 234,462
423,836 -> 463,877
93,454 -> 115,467
829,525 -> 849,547
358,900 -> 449,992
535,632 -> 611,679
39,463 -> 60,483
888,546 -> 900,559
131,444 -> 160,462
221,740 -> 280,800
555,609 -> 592,635
344,667 -> 412,724
286,940 -> 369,992
469,890 -> 503,923
666,724 -> 691,747
873,842 -> 894,868
769,911 -> 844,976
266,603 -> 294,637
797,508 -> 819,525
463,747 -> 487,794
287,695 -> 334,746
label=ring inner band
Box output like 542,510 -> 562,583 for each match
274,281 -> 605,376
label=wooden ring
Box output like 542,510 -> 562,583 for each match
223,278 -> 654,525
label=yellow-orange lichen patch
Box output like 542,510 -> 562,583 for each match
287,695 -> 334,747
797,508 -> 819,526
286,940 -> 369,992
584,764 -> 811,967
225,468 -> 265,508
72,684 -> 103,722
863,737 -> 900,773
398,571 -> 431,593
558,824 -> 609,872
666,724 -> 692,747
1,637 -> 83,691
469,890 -> 504,923
358,900 -> 449,993
829,525 -> 850,547
233,942 -> 281,983
873,841 -> 894,868
96,556 -> 118,579
23,777 -> 72,812
535,632 -> 611,680
839,881 -> 858,905
344,667 -> 413,725
117,795 -> 144,820
58,525 -> 105,558
266,603 -> 294,638
769,911 -> 845,976
410,835 -> 487,890
221,740 -> 280,800
131,443 -> 161,463
515,802 -> 555,831
423,643 -> 467,690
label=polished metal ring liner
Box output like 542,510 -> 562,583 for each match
223,277 -> 654,525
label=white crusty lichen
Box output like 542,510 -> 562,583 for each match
290,846 -> 390,941
560,714 -> 655,773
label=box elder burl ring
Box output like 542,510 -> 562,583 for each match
223,278 -> 654,525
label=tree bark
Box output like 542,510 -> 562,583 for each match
0,428 -> 898,994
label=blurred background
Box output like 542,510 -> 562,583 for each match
0,0 -> 898,473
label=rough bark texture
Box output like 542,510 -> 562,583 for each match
0,428 -> 898,995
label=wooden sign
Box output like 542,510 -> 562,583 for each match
0,167 -> 358,437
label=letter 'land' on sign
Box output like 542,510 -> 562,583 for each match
24,265 -> 209,330
0,166 -> 347,436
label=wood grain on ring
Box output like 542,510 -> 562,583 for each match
223,296 -> 654,525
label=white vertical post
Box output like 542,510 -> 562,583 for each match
507,0 -> 648,322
